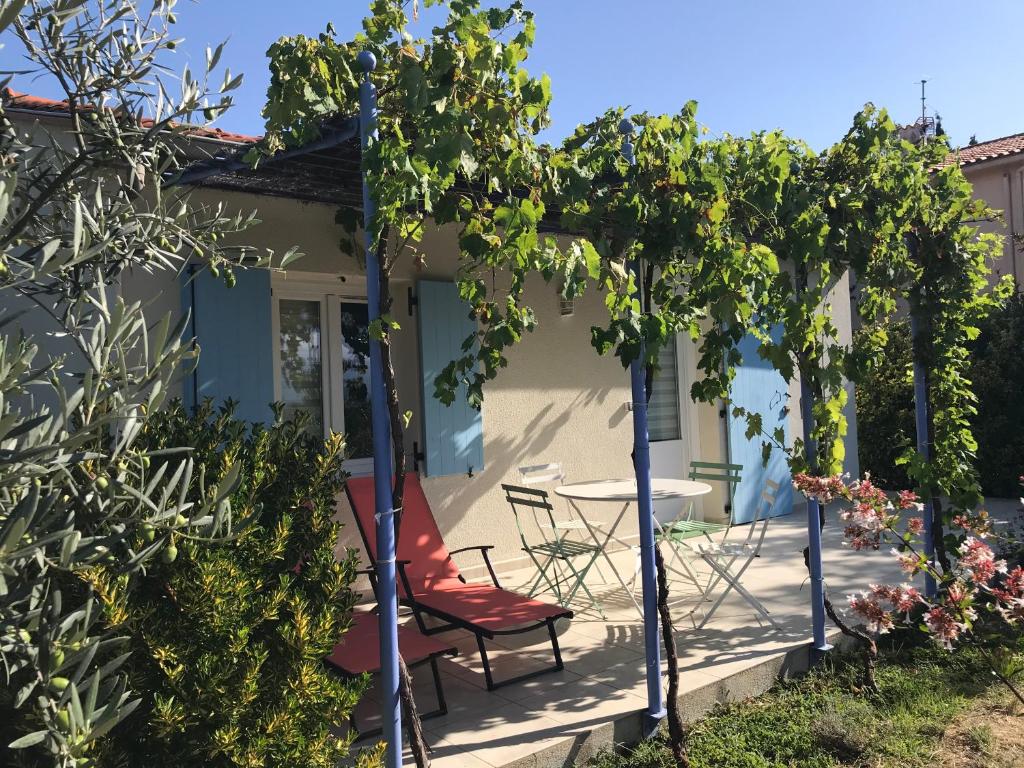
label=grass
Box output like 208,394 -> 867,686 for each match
586,634 -> 1023,768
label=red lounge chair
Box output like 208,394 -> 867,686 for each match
346,474 -> 573,690
325,610 -> 456,735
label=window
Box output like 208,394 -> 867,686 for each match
278,299 -> 325,434
648,338 -> 682,442
274,289 -> 373,471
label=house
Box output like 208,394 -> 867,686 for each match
941,133 -> 1024,287
3,90 -> 861,575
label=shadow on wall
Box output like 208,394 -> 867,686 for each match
334,379 -> 630,570
331,268 -> 642,577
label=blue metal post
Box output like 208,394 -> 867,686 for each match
910,311 -> 938,598
799,376 -> 831,653
620,118 -> 666,735
358,50 -> 402,768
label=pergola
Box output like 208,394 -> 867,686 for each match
166,54 -> 855,768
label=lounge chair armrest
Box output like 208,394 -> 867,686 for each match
447,545 -> 495,556
446,545 -> 501,588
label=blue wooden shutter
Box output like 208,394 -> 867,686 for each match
417,280 -> 483,477
180,266 -> 275,424
727,327 -> 794,523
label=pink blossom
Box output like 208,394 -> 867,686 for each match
868,583 -> 921,615
900,587 -> 921,613
848,475 -> 889,508
839,497 -> 891,550
891,548 -> 921,575
951,511 -> 992,538
946,580 -> 973,606
992,567 -> 1024,623
849,591 -> 895,634
924,606 -> 964,650
906,517 -> 924,535
896,490 -> 919,510
957,537 -> 1007,584
1003,566 -> 1024,597
792,472 -> 848,504
996,597 -> 1024,624
844,525 -> 880,551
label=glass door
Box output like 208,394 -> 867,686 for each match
277,298 -> 327,436
274,290 -> 374,474
329,299 -> 373,474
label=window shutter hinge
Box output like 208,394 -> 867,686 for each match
412,441 -> 426,473
407,287 -> 418,316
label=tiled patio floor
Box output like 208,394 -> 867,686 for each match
345,506 -> 918,767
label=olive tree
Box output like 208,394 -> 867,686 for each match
0,1 -> 288,763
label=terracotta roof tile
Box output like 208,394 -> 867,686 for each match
938,132 -> 1024,169
2,88 -> 262,144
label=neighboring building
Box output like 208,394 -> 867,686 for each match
943,133 -> 1024,287
4,90 -> 861,574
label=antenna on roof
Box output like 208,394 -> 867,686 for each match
899,78 -> 939,145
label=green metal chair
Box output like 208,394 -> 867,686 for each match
502,483 -> 606,619
663,461 -> 743,541
655,461 -> 743,596
517,463 -> 610,585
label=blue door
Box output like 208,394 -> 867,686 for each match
727,329 -> 793,523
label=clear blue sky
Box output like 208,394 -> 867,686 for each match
3,1 -> 1023,150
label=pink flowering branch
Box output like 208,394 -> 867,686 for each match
793,472 -> 1024,704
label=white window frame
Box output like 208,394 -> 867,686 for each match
271,272 -> 374,476
649,335 -> 684,443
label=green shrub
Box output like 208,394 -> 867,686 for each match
970,293 -> 1024,498
91,402 -> 377,768
854,321 -> 915,490
856,294 -> 1024,497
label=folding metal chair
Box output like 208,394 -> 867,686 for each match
518,464 -> 589,533
687,478 -> 782,630
518,463 -> 611,585
655,461 -> 742,594
502,483 -> 606,619
662,461 -> 743,541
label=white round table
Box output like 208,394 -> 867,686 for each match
555,478 -> 712,503
554,478 -> 712,616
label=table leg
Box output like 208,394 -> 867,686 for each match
571,499 -> 643,618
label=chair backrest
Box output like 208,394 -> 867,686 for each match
345,475 -> 461,596
501,483 -> 558,546
688,460 -> 743,517
745,478 -> 781,551
517,463 -> 565,485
